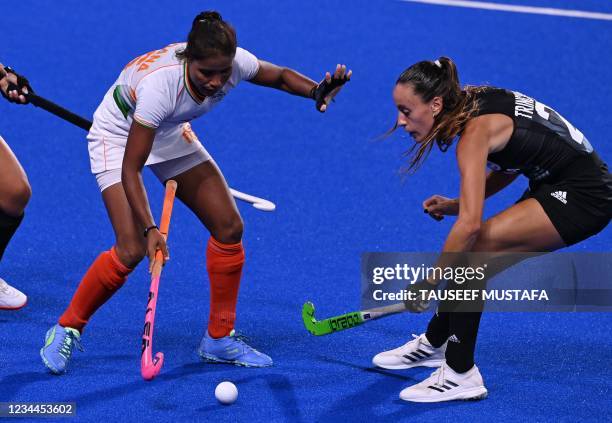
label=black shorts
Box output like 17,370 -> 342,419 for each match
517,153 -> 612,246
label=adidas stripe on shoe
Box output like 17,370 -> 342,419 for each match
372,333 -> 446,370
399,362 -> 488,403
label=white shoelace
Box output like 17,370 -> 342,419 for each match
404,333 -> 432,353
405,333 -> 421,347
0,278 -> 9,294
433,366 -> 446,387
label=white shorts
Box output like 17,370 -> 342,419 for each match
94,149 -> 211,192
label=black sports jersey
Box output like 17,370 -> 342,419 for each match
474,87 -> 612,230
474,87 -> 598,182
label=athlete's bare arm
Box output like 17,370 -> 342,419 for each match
442,116 -> 491,252
249,60 -> 351,112
424,114 -> 516,221
122,122 -> 169,270
249,60 -> 317,97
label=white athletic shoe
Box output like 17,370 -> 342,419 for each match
0,278 -> 27,310
372,333 -> 446,370
399,362 -> 488,402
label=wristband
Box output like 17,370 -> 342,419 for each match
143,225 -> 158,238
309,84 -> 317,100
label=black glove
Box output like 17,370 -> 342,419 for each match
1,67 -> 33,104
310,72 -> 350,112
404,279 -> 437,313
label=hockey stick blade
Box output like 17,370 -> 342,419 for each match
229,188 -> 276,212
302,301 -> 407,336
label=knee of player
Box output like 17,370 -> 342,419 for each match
114,242 -> 146,268
211,217 -> 244,244
470,225 -> 502,252
0,178 -> 32,216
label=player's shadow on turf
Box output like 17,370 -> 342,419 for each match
318,372 -> 480,421
61,361 -> 235,408
76,354 -> 135,372
0,372 -> 53,400
316,355 -> 472,420
317,355 -> 415,381
390,397 -> 485,412
196,374 -> 303,422
158,361 -> 245,379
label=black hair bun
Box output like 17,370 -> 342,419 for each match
193,11 -> 222,27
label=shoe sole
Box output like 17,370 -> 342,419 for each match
39,349 -> 64,375
0,299 -> 28,310
400,387 -> 488,403
198,351 -> 272,368
373,358 -> 445,370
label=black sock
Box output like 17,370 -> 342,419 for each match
425,310 -> 450,348
0,210 -> 24,261
445,311 -> 483,373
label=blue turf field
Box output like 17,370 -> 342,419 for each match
1,1 -> 611,421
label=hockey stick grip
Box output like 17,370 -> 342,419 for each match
151,180 -> 177,277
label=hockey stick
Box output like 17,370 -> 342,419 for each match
141,179 -> 177,381
27,93 -> 92,131
21,92 -> 276,211
229,188 -> 276,211
302,301 -> 407,336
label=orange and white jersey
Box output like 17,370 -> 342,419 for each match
87,43 -> 259,173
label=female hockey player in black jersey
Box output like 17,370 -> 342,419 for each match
372,57 -> 612,402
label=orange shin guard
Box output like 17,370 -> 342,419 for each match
206,237 -> 244,339
58,247 -> 132,332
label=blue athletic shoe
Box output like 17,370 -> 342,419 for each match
40,324 -> 83,374
198,330 -> 273,367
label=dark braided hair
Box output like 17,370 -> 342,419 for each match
176,11 -> 237,61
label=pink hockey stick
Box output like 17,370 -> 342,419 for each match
141,180 -> 177,381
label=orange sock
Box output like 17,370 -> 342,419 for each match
59,247 -> 132,332
206,237 -> 244,338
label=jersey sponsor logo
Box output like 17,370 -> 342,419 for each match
550,191 -> 567,204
